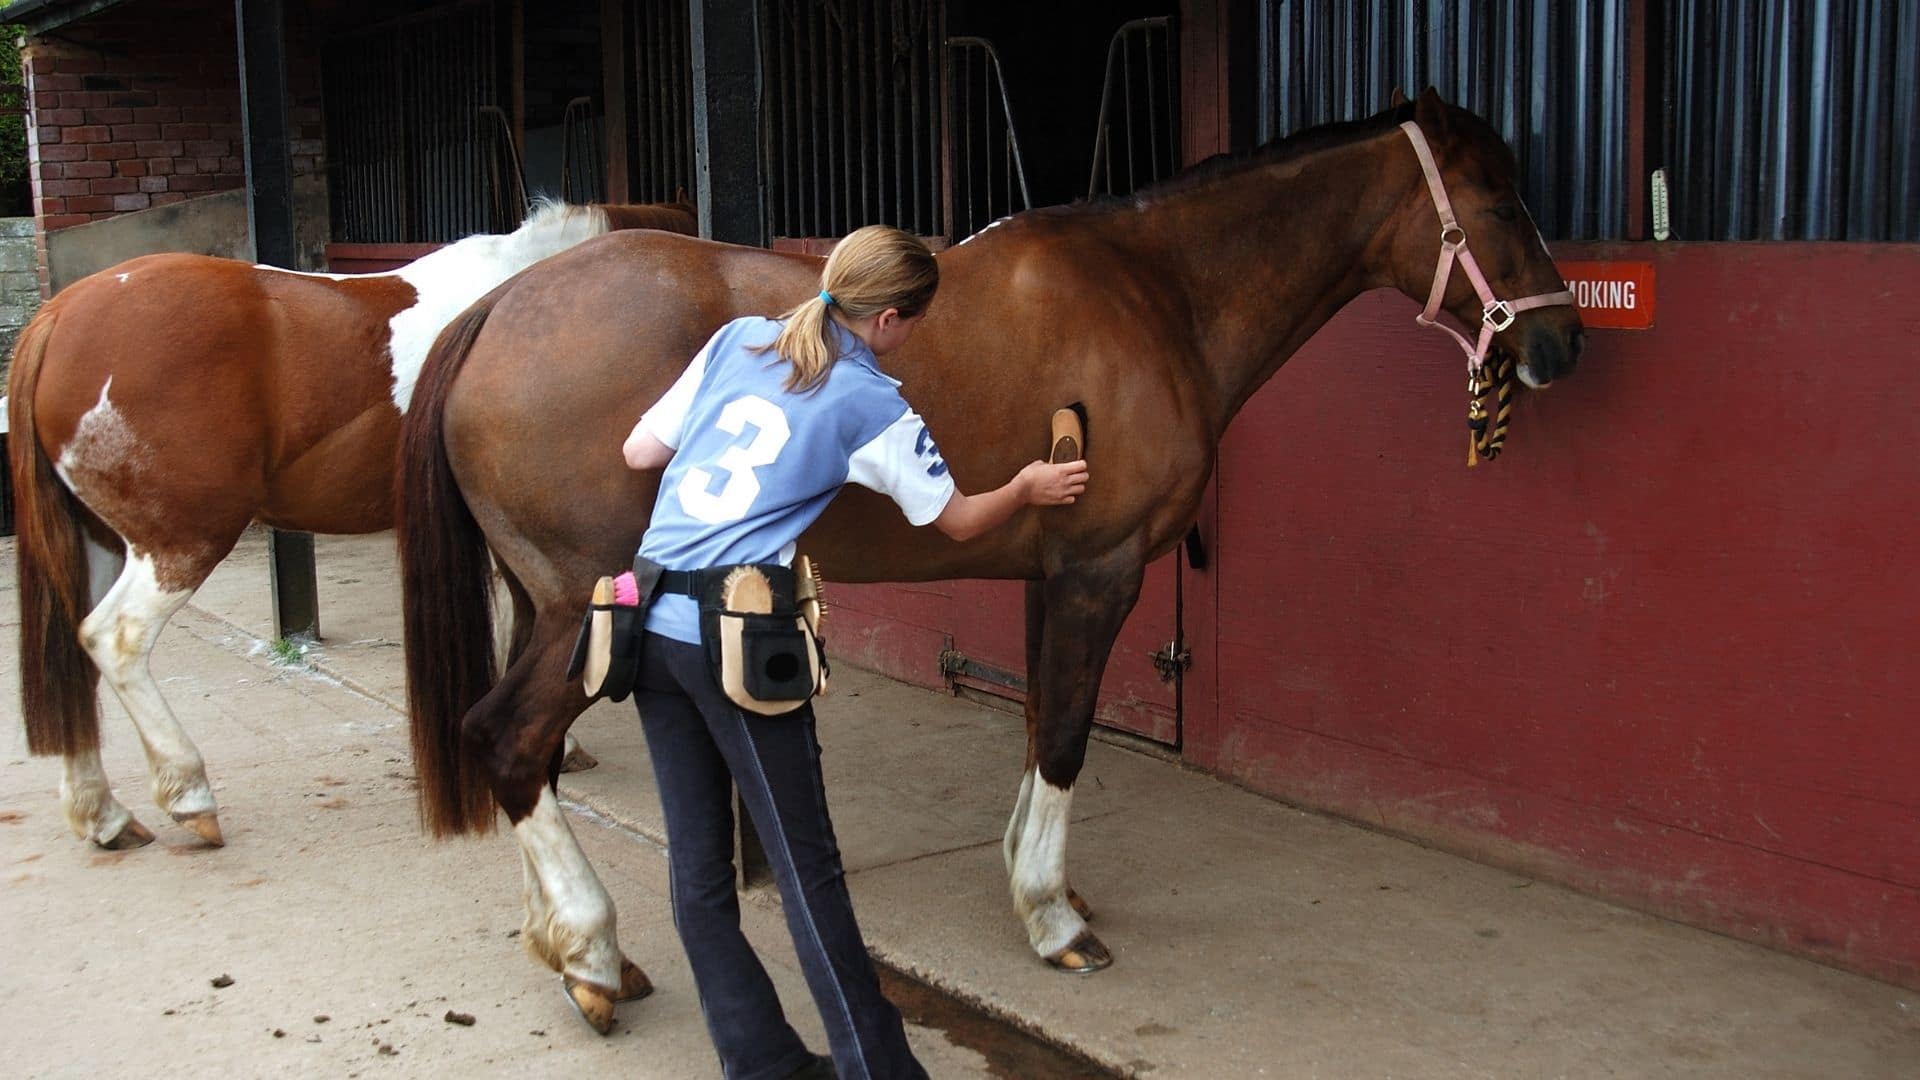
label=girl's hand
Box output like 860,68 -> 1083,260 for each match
1018,459 -> 1090,506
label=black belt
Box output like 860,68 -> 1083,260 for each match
656,568 -> 705,599
654,564 -> 799,607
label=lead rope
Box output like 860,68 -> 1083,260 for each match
1466,356 -> 1515,468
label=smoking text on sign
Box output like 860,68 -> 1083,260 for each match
1555,260 -> 1656,330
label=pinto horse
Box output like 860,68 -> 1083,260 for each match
396,91 -> 1583,1031
9,198 -> 696,852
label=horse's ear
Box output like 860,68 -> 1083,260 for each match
1388,87 -> 1410,108
1415,86 -> 1451,135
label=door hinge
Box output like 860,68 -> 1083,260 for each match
1151,641 -> 1191,683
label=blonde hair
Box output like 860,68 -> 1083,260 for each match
767,225 -> 939,393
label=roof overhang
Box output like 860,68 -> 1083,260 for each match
5,0 -> 137,35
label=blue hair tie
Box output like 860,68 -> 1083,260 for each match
818,289 -> 836,306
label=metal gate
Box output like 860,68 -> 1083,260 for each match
560,96 -> 605,205
629,0 -> 696,204
945,35 -> 1030,239
1088,16 -> 1180,198
763,0 -> 947,240
322,1 -> 513,242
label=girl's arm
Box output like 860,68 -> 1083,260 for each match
933,459 -> 1089,542
623,425 -> 675,470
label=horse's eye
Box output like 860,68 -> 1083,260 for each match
1488,204 -> 1518,222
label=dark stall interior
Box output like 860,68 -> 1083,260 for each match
948,0 -> 1174,213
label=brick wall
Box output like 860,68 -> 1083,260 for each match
20,0 -> 325,295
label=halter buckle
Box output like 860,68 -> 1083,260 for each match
1440,225 -> 1467,249
1481,299 -> 1516,332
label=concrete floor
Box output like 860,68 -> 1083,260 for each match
4,528 -> 1917,1078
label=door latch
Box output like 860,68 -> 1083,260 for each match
1150,641 -> 1191,683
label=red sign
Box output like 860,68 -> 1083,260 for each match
1556,260 -> 1656,330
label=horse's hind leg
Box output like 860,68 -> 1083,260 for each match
470,613 -> 648,1034
492,560 -> 597,773
56,536 -> 153,849
1006,548 -> 1144,973
78,548 -> 223,846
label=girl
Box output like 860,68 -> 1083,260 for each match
621,225 -> 1088,1080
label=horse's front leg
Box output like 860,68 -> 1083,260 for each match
467,618 -> 650,1034
1006,548 -> 1144,973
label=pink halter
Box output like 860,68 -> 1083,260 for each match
1400,121 -> 1575,373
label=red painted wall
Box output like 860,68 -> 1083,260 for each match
1189,242 -> 1920,987
836,242 -> 1920,988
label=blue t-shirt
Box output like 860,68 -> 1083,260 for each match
635,316 -> 957,643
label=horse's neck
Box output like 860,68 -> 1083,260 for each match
1131,133 -> 1408,435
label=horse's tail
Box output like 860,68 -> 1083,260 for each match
396,292 -> 508,837
7,303 -> 103,757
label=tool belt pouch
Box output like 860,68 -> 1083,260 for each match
698,564 -> 826,717
566,555 -> 664,703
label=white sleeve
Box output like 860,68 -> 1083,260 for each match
846,407 -> 958,526
636,342 -> 712,449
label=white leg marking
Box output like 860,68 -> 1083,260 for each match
56,538 -> 139,843
78,552 -> 212,819
59,747 -> 137,845
513,788 -> 621,986
519,842 -> 556,961
1009,773 -> 1086,956
1003,767 -> 1036,875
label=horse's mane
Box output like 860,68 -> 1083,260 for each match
470,198 -> 612,260
1024,101 -> 1421,223
516,197 -> 602,235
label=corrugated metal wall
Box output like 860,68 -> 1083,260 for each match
1255,1 -> 1630,241
1664,0 -> 1920,241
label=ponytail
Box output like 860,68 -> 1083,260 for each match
766,225 -> 939,393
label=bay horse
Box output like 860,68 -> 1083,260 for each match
8,198 -> 696,852
396,90 -> 1583,1031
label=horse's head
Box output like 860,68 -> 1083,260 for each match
1383,88 -> 1584,389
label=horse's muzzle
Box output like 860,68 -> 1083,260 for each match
1516,323 -> 1584,389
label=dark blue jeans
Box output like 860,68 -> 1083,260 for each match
634,632 -> 927,1080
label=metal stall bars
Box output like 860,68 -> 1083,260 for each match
322,0 -> 508,243
944,35 -> 1032,241
630,0 -> 696,205
1088,16 -> 1180,198
560,96 -> 605,205
477,105 -> 528,231
763,0 -> 948,243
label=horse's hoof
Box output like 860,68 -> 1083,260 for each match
616,957 -> 654,1002
563,976 -> 618,1035
175,811 -> 225,847
559,744 -> 599,773
98,818 -> 156,850
1067,887 -> 1094,922
1044,932 -> 1113,975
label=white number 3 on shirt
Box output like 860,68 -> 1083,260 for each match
677,395 -> 793,524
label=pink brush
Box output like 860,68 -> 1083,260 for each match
612,571 -> 640,606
